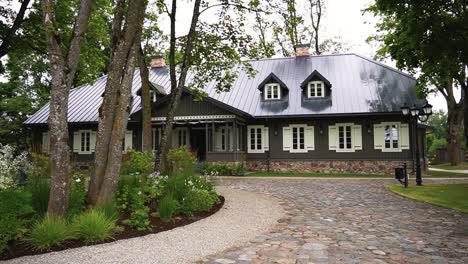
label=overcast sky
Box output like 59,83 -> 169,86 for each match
160,0 -> 448,111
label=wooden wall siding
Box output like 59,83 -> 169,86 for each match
153,93 -> 232,117
246,115 -> 414,161
206,151 -> 246,162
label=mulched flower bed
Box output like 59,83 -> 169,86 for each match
1,196 -> 224,261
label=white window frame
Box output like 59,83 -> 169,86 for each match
382,122 -> 401,152
336,123 -> 354,152
247,125 -> 265,153
307,81 -> 325,98
79,130 -> 93,154
290,124 -> 307,153
264,83 -> 281,100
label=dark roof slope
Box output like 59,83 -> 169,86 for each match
24,53 -> 419,124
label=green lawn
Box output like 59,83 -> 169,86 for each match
247,172 -> 390,178
423,170 -> 468,178
388,184 -> 468,213
430,162 -> 468,170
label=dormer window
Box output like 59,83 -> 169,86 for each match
265,84 -> 281,100
307,81 -> 324,98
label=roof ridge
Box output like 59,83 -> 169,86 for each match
350,53 -> 416,80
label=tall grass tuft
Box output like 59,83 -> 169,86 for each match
28,216 -> 74,250
73,209 -> 117,243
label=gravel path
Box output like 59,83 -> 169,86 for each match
3,187 -> 284,264
205,178 -> 468,264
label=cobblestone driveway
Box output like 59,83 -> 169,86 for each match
203,178 -> 468,264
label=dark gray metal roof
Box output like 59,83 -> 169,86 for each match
24,53 -> 419,124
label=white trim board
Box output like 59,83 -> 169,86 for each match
151,115 -> 237,121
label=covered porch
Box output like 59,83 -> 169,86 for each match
151,115 -> 247,162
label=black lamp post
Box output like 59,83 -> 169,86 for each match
400,101 -> 433,186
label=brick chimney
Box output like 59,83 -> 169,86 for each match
150,55 -> 165,68
294,44 -> 310,57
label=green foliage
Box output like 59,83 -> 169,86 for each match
96,201 -> 119,222
0,189 -> 34,253
201,162 -> 245,176
165,147 -> 196,177
428,137 -> 447,156
183,189 -> 216,214
72,209 -> 117,243
157,195 -> 179,222
116,174 -> 151,231
120,151 -> 155,176
29,153 -> 50,179
28,216 -> 74,250
67,173 -> 88,218
26,154 -> 51,217
26,177 -> 50,217
366,0 -> 467,96
0,0 -> 114,147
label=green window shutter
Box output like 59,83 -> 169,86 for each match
262,127 -> 269,151
400,123 -> 410,149
353,125 -> 362,150
373,124 -> 384,150
73,131 -> 81,153
305,126 -> 315,151
328,125 -> 337,150
282,126 -> 292,151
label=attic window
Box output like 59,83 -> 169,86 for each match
308,81 -> 324,98
265,84 -> 281,100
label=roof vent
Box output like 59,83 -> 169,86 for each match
294,44 -> 310,57
150,55 -> 165,68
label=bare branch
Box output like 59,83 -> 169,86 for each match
0,0 -> 31,58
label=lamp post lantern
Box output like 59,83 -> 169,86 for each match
400,101 -> 433,186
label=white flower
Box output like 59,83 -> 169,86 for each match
138,191 -> 142,195
75,178 -> 81,183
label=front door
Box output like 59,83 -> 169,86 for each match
190,129 -> 206,161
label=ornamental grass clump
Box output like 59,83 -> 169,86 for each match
157,195 -> 179,222
28,216 -> 74,250
73,209 -> 117,243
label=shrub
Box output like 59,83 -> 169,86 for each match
116,174 -> 151,230
165,147 -> 196,177
0,144 -> 30,190
27,177 -> 50,217
28,216 -> 74,250
73,209 -> 117,243
29,154 -> 50,180
0,190 -> 34,253
157,195 -> 179,222
201,162 -> 245,176
96,201 -> 119,222
67,173 -> 88,218
120,151 -> 154,176
183,189 -> 216,214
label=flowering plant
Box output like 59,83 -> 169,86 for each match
0,144 -> 30,190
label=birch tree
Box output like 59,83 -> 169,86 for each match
41,0 -> 94,215
87,0 -> 146,206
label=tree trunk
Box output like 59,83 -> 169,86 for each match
88,0 -> 146,206
446,82 -> 464,166
139,48 -> 152,152
155,0 -> 202,174
41,0 -> 94,216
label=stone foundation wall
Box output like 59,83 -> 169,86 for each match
72,161 -> 94,174
246,160 -> 413,175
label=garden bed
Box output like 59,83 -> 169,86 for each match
0,196 -> 224,260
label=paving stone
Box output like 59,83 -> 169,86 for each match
203,178 -> 468,264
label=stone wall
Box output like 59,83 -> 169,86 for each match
246,160 -> 414,175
